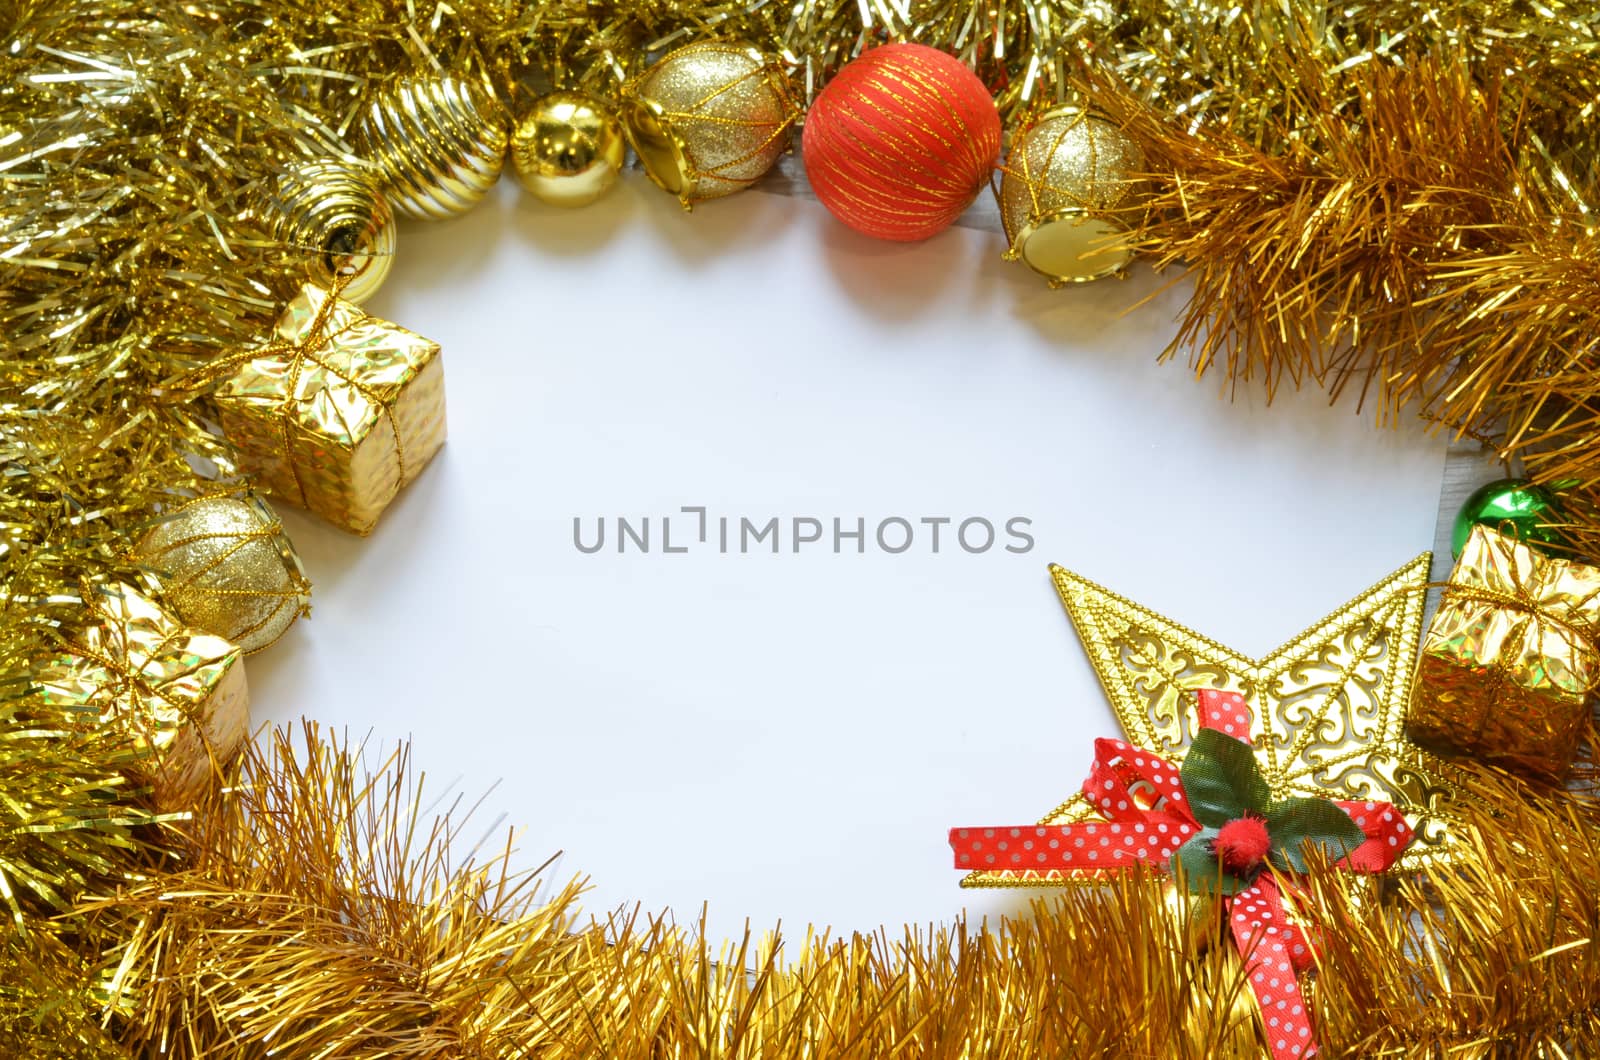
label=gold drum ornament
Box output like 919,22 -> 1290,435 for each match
132,492 -> 312,654
999,107 -> 1147,285
620,42 -> 798,208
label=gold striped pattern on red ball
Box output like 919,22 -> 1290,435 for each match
803,44 -> 1002,242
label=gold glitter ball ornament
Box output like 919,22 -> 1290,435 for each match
132,493 -> 312,654
620,41 -> 798,208
999,107 -> 1147,285
263,158 -> 395,303
355,76 -> 510,220
510,92 -> 627,208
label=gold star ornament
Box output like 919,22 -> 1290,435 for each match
963,553 -> 1480,888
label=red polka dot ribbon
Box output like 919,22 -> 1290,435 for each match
951,739 -> 1200,872
950,688 -> 1413,1060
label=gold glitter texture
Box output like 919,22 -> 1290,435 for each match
999,107 -> 1146,285
214,284 -> 447,536
33,581 -> 249,814
132,492 -> 312,654
356,76 -> 510,221
262,158 -> 397,304
1408,526 -> 1600,781
964,554 -> 1478,888
620,41 -> 798,207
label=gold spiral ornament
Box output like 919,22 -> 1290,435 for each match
620,41 -> 798,208
264,158 -> 395,303
356,75 -> 510,220
999,107 -> 1147,285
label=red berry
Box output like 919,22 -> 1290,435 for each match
1214,816 -> 1272,874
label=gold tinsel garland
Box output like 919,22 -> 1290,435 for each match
69,728 -> 1600,1057
1074,1 -> 1600,554
5,0 -> 1600,1054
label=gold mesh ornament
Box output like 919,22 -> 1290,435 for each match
355,76 -> 510,220
131,493 -> 311,654
620,42 -> 798,208
963,554 -> 1484,888
999,107 -> 1146,285
262,158 -> 395,303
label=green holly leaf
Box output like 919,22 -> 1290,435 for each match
1264,798 -> 1366,873
1171,830 -> 1252,897
1179,728 -> 1270,828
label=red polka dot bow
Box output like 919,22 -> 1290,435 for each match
949,689 -> 1413,1060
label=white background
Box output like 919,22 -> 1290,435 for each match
248,176 -> 1446,943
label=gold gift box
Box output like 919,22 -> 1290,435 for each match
215,283 -> 446,535
1407,526 -> 1600,780
33,581 -> 250,812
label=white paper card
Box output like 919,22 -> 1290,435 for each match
248,177 -> 1445,943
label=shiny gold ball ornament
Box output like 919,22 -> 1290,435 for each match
510,93 -> 627,208
999,107 -> 1147,285
264,158 -> 395,303
132,493 -> 312,654
620,42 -> 798,208
355,76 -> 510,220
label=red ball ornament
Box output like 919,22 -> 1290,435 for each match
802,43 -> 1002,242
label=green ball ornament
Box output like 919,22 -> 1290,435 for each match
1451,478 -> 1567,558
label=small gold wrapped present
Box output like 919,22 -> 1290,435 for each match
1407,525 -> 1600,780
214,282 -> 446,535
33,581 -> 250,812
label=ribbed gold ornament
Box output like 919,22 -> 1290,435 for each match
999,107 -> 1146,285
132,493 -> 312,654
355,76 -> 510,220
264,158 -> 395,303
510,92 -> 627,208
620,42 -> 797,208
